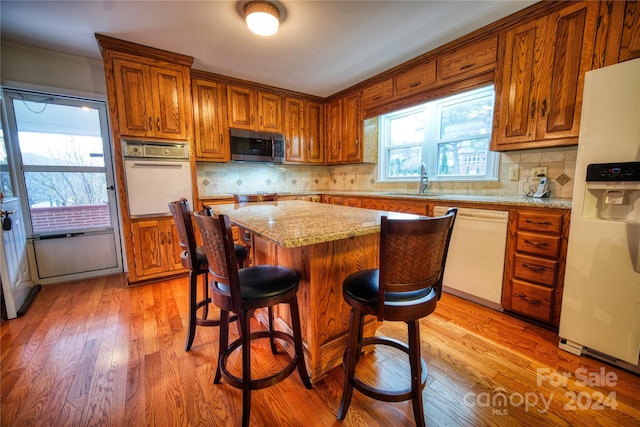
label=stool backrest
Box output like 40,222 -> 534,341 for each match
169,198 -> 198,270
377,208 -> 457,319
194,210 -> 242,313
233,193 -> 278,203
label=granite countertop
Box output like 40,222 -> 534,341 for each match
212,200 -> 409,248
202,191 -> 573,210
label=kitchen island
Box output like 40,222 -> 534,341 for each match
210,200 -> 397,382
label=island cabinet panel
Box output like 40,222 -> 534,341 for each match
492,1 -> 598,151
111,55 -> 191,140
251,233 -> 380,383
192,78 -> 229,161
502,208 -> 570,327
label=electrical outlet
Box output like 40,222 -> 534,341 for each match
531,166 -> 547,178
509,166 -> 519,181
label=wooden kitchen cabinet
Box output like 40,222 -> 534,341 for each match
227,85 -> 283,133
619,0 -> 640,62
130,218 -> 184,280
491,1 -> 598,151
362,78 -> 394,109
360,197 -> 429,215
111,55 -> 191,140
325,195 -> 362,208
440,36 -> 497,82
502,209 -> 570,327
394,60 -> 437,98
325,92 -> 363,164
192,78 -> 230,162
284,98 -> 324,164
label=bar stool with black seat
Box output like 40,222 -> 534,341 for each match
169,199 -> 249,351
194,209 -> 312,427
337,208 -> 457,427
232,193 -> 279,352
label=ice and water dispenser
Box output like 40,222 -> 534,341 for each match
582,162 -> 640,272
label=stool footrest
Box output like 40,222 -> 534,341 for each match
350,336 -> 427,403
220,330 -> 300,391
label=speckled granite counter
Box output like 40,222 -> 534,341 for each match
203,192 -> 573,210
212,200 -> 397,248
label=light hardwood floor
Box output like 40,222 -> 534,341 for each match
2,274 -> 639,426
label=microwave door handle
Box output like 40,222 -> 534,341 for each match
271,135 -> 275,161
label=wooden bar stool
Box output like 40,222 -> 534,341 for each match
169,199 -> 248,351
337,208 -> 457,427
194,209 -> 311,427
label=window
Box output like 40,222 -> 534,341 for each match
4,90 -> 117,236
379,85 -> 498,182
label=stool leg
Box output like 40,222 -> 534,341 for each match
408,320 -> 425,427
240,309 -> 252,427
289,297 -> 311,389
214,309 -> 230,384
268,306 -> 278,354
337,308 -> 363,420
184,270 -> 198,351
201,271 -> 209,320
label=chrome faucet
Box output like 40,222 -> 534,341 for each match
419,163 -> 429,194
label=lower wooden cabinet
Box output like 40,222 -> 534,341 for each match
502,208 -> 570,327
130,218 -> 184,281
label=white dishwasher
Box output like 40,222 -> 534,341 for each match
433,206 -> 509,311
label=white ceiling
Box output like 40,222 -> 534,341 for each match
0,0 -> 537,98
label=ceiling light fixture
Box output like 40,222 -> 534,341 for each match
244,1 -> 281,36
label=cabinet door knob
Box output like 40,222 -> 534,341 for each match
541,99 -> 547,117
530,100 -> 536,119
148,116 -> 153,131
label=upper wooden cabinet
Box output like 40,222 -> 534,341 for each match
326,92 -> 363,164
227,85 -> 283,133
284,97 -> 324,164
440,36 -> 498,82
361,36 -> 497,113
619,0 -> 640,62
192,78 -> 229,162
110,54 -> 191,140
491,1 -> 598,151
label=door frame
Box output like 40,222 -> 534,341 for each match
2,88 -> 124,284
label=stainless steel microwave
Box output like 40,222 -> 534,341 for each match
230,129 -> 284,163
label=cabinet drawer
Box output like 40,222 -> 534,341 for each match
516,231 -> 561,258
513,253 -> 557,287
362,78 -> 394,107
394,61 -> 437,97
517,212 -> 563,234
510,279 -> 553,322
440,36 -> 497,81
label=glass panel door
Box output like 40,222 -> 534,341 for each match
3,89 -> 122,283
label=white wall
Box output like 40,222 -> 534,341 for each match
1,42 -> 106,98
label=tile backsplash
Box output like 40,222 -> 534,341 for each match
197,145 -> 577,199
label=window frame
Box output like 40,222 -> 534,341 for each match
378,84 -> 499,183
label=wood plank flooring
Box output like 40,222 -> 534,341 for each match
2,274 -> 639,426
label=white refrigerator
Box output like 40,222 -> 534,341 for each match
558,58 -> 640,373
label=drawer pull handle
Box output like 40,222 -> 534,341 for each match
522,263 -> 546,273
524,239 -> 549,248
373,95 -> 382,101
410,82 -> 421,88
518,293 -> 543,305
460,63 -> 475,71
525,219 -> 552,226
